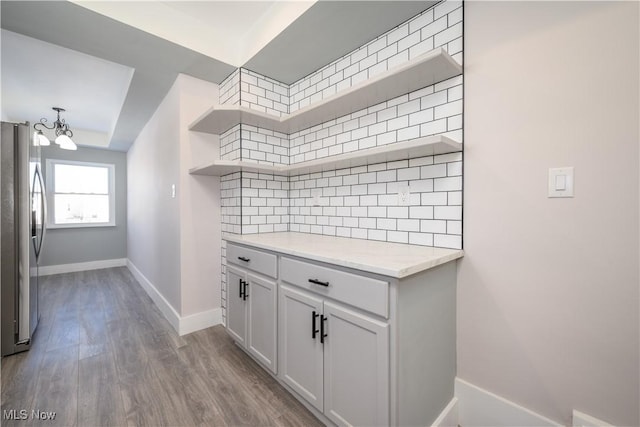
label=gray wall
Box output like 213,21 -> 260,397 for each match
460,2 -> 639,425
127,79 -> 182,311
40,145 -> 127,266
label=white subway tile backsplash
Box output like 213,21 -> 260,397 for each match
387,231 -> 409,244
410,178 -> 434,193
447,220 -> 462,235
398,125 -> 421,141
435,152 -> 463,164
409,38 -> 435,60
409,109 -> 435,127
447,115 -> 463,131
434,22 -> 463,48
398,219 -> 420,232
409,8 -> 434,34
420,220 -> 447,233
368,229 -> 387,241
434,205 -> 462,220
398,167 -> 421,181
422,16 -> 448,39
421,192 -> 449,206
433,233 -> 461,249
447,161 -> 463,176
420,119 -> 448,136
368,183 -> 387,194
434,176 -> 463,192
359,172 -> 377,184
448,191 -> 463,205
388,206 -> 409,218
398,30 -> 421,53
410,206 -> 434,219
434,99 -> 463,120
422,91 -> 449,109
220,0 -> 463,264
360,195 -> 378,206
409,232 -> 433,246
378,218 -> 397,230
370,207 -> 389,218
421,164 -> 448,179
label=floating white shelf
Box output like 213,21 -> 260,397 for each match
189,47 -> 462,135
189,135 -> 461,177
189,160 -> 282,176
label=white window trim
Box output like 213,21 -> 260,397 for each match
45,159 -> 116,229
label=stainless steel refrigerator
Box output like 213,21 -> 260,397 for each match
1,121 -> 46,357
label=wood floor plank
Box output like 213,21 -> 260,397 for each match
118,361 -> 186,427
78,351 -> 126,427
29,346 -> 78,427
148,350 -> 227,427
45,311 -> 80,352
106,318 -> 148,380
2,267 -> 323,427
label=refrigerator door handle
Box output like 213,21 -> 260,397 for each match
31,210 -> 37,239
34,165 -> 46,260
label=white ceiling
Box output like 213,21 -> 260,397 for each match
1,29 -> 134,148
70,1 -> 315,66
1,1 -> 434,151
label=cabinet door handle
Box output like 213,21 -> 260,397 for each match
238,256 -> 250,262
312,310 -> 319,339
308,278 -> 329,287
320,314 -> 328,344
239,278 -> 243,298
242,281 -> 249,301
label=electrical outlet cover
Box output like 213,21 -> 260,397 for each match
398,185 -> 410,206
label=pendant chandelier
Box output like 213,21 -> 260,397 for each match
33,107 -> 78,150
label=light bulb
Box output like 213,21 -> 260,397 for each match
55,134 -> 77,150
33,130 -> 50,146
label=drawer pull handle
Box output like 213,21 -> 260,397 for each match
312,311 -> 319,339
238,256 -> 250,262
308,278 -> 329,287
320,314 -> 328,344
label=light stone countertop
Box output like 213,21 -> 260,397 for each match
223,232 -> 463,279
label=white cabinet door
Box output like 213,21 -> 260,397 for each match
323,301 -> 389,427
247,273 -> 277,374
280,285 -> 324,412
226,266 -> 247,346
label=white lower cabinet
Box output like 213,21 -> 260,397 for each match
279,285 -> 389,426
280,285 -> 324,411
226,265 -> 277,374
323,301 -> 389,427
226,266 -> 247,346
247,273 -> 277,373
226,241 -> 458,426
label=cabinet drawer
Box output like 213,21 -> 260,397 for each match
281,257 -> 388,318
227,243 -> 277,279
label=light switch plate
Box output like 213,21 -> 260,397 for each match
548,167 -> 574,198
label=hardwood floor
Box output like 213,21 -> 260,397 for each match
1,267 -> 323,427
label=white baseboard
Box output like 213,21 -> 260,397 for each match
179,308 -> 222,336
455,378 -> 563,427
573,410 -> 614,427
126,259 -> 181,333
126,259 -> 222,336
432,397 -> 458,427
39,258 -> 127,276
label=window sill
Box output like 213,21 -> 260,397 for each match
47,222 -> 116,230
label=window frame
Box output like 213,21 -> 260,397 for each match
45,159 -> 116,229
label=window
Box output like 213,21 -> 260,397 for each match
45,159 -> 115,228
